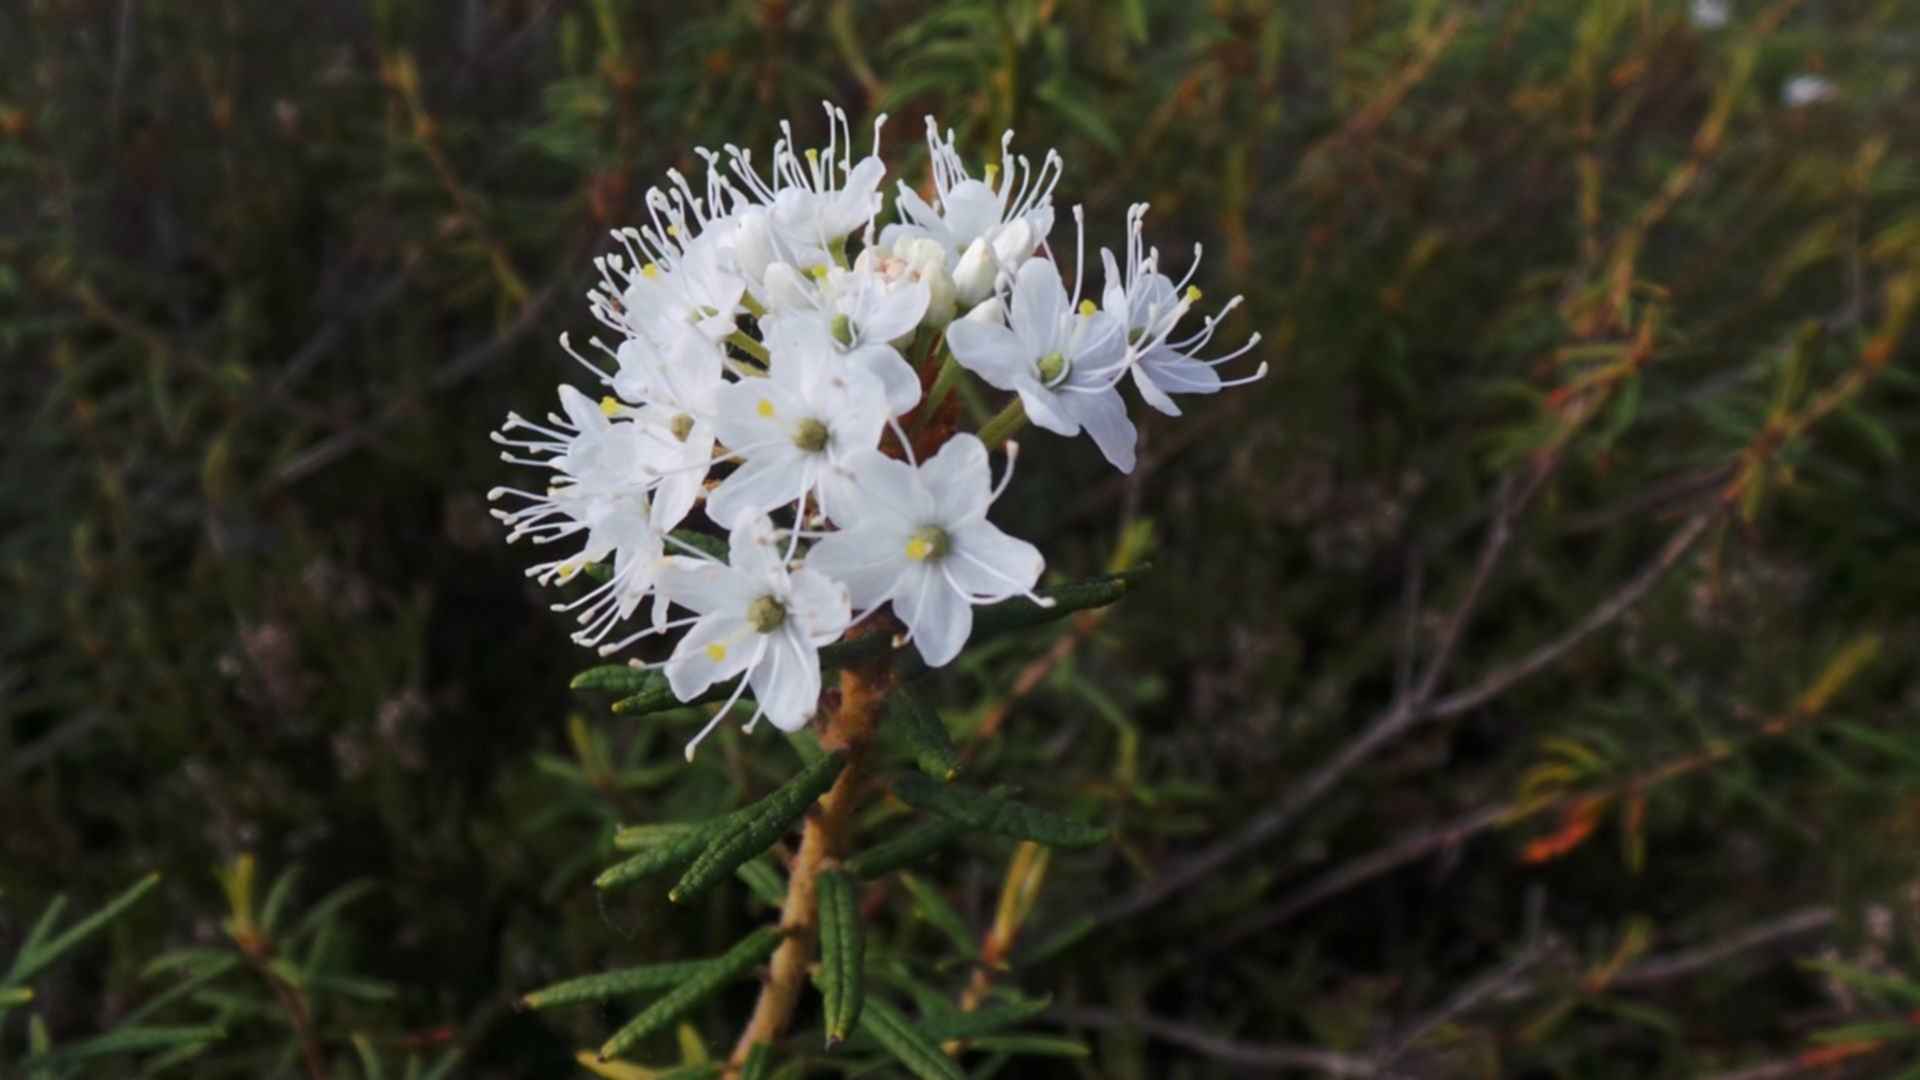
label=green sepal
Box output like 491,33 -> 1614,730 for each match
520,959 -> 718,1010
856,993 -> 967,1080
842,819 -> 966,880
892,774 -> 1107,848
598,926 -> 785,1060
816,869 -> 865,1045
669,753 -> 848,903
888,687 -> 959,781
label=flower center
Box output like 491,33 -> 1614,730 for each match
904,525 -> 951,562
669,413 -> 694,441
792,417 -> 830,452
829,313 -> 855,347
746,595 -> 787,633
1036,351 -> 1070,387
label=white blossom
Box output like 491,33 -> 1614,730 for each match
658,518 -> 852,756
811,436 -> 1044,667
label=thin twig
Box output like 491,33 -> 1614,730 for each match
1429,508 -> 1716,719
1051,1005 -> 1384,1077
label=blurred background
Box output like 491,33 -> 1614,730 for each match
5,0 -> 1920,1076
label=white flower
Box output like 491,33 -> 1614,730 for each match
881,119 -> 1058,281
487,386 -> 669,646
1783,74 -> 1837,108
760,263 -> 929,415
810,436 -> 1044,667
1689,0 -> 1730,29
704,346 -> 890,527
857,235 -> 957,330
944,248 -> 1139,472
726,103 -> 887,260
658,518 -> 852,755
1101,204 -> 1265,417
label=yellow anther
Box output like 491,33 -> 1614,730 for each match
641,262 -> 660,279
666,224 -> 682,238
1078,299 -> 1097,316
807,264 -> 830,281
805,147 -> 820,166
905,537 -> 933,562
558,561 -> 580,581
905,525 -> 950,562
1185,285 -> 1203,303
599,396 -> 621,417
984,162 -> 1001,186
705,642 -> 728,662
756,399 -> 776,419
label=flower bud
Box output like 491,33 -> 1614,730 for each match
953,237 -> 1000,307
961,295 -> 1006,326
990,219 -> 1037,276
901,237 -> 957,329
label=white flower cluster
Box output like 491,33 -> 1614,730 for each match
491,105 -> 1263,757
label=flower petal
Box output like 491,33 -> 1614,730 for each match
944,319 -> 1027,392
666,613 -> 757,700
707,452 -> 810,530
1062,386 -> 1137,473
919,433 -> 991,521
947,520 -> 1043,599
896,564 -> 973,668
751,630 -> 820,732
1009,258 -> 1067,354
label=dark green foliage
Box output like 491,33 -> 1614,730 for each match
8,1 -> 1920,1077
815,869 -> 864,1045
596,927 -> 785,1060
668,752 -> 846,903
892,774 -> 1108,848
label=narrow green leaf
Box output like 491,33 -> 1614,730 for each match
889,688 -> 959,781
571,664 -> 657,694
597,828 -> 726,891
612,822 -> 710,852
966,1035 -> 1088,1058
735,858 -> 786,907
0,986 -> 32,1007
916,995 -> 1054,1041
817,869 -> 865,1045
10,872 -> 160,983
897,873 -> 976,959
858,994 -> 966,1080
598,927 -> 785,1060
843,819 -> 966,879
892,775 -> 1106,849
670,754 -> 848,904
34,1024 -> 226,1064
258,866 -> 302,936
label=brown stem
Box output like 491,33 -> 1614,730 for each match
727,649 -> 890,1068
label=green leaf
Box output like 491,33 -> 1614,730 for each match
735,858 -> 786,908
599,927 -> 786,1060
613,822 -> 710,852
598,819 -> 744,892
858,993 -> 967,1080
892,775 -> 1107,849
33,1024 -> 226,1064
843,819 -> 966,880
522,959 -> 719,1010
897,873 -> 976,959
965,1035 -> 1088,1058
816,869 -> 865,1045
916,995 -> 1054,1041
571,664 -> 657,694
670,753 -> 848,903
9,872 -> 160,984
889,688 -> 960,781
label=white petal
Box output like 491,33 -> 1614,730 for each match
666,613 -> 757,700
1062,386 -> 1137,473
859,280 -> 930,344
786,567 -> 853,644
823,449 -> 928,528
846,344 -> 923,416
918,433 -> 991,521
1143,353 -> 1224,396
751,630 -> 820,732
707,452 -> 810,529
1009,259 -> 1067,354
1130,363 -> 1183,417
947,520 -> 1043,599
804,527 -> 908,611
1015,380 -> 1080,438
659,558 -> 756,616
896,565 -> 972,668
710,379 -> 797,458
944,319 -> 1027,391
